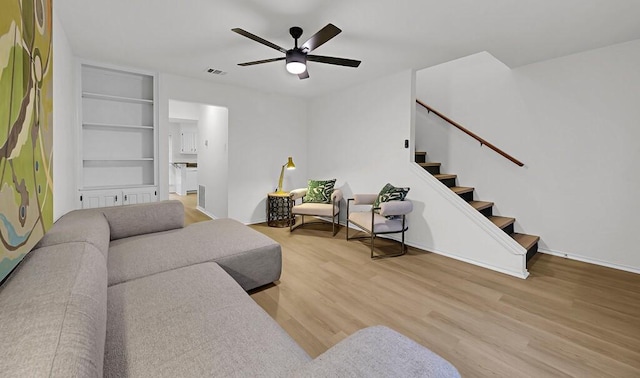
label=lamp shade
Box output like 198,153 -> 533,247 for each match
285,156 -> 295,169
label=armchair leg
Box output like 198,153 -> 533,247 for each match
371,215 -> 408,259
331,201 -> 341,237
370,231 -> 407,259
370,234 -> 375,259
346,201 -> 350,241
332,215 -> 337,237
347,227 -> 408,259
402,227 -> 406,254
289,214 -> 302,232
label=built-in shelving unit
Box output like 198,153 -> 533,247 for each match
78,63 -> 158,208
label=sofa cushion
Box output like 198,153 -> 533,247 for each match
290,326 -> 460,377
105,262 -> 310,378
35,210 -> 111,260
100,200 -> 184,241
107,218 -> 281,290
0,243 -> 107,377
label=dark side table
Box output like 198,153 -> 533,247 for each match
267,192 -> 296,227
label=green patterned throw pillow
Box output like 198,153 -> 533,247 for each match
373,183 -> 410,210
303,179 -> 336,203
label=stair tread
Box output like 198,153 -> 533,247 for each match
512,233 -> 540,250
418,162 -> 441,167
469,201 -> 494,211
434,173 -> 457,180
450,186 -> 474,194
415,151 -> 427,155
488,215 -> 516,229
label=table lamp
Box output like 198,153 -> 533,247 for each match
276,157 -> 295,193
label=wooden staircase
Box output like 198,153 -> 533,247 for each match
416,151 -> 540,262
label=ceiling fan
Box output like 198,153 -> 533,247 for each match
232,24 -> 361,80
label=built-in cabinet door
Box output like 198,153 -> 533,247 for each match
181,131 -> 197,154
123,188 -> 158,205
81,188 -> 157,208
80,189 -> 122,209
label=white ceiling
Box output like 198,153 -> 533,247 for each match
55,0 -> 640,98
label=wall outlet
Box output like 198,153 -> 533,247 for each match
404,139 -> 409,148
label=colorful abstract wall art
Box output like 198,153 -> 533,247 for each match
1,0 -> 53,282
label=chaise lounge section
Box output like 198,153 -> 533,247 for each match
0,200 -> 459,377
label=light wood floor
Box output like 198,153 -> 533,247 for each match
169,193 -> 211,224
179,199 -> 640,377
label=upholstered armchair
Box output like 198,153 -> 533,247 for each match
290,187 -> 343,236
347,193 -> 413,258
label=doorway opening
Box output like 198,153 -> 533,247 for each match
168,100 -> 229,219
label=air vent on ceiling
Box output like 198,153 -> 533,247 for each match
206,68 -> 227,75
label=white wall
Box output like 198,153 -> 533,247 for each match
416,40 -> 640,273
159,74 -> 308,224
52,10 -> 77,220
198,105 -> 229,218
308,70 -> 527,278
169,100 -> 200,121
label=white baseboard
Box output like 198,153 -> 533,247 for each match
196,206 -> 217,220
538,248 -> 640,275
400,239 -> 529,279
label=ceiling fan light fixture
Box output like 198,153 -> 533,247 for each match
286,49 -> 306,74
233,24 -> 360,80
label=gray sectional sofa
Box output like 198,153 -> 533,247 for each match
0,200 -> 459,377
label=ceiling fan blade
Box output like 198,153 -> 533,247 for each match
232,28 -> 287,53
298,70 -> 309,80
300,23 -> 341,52
238,57 -> 285,66
307,55 -> 361,67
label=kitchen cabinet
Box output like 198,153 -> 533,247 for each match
174,163 -> 197,195
181,130 -> 198,154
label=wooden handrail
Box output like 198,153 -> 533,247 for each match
416,99 -> 524,167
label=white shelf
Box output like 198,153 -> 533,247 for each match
83,122 -> 153,130
82,91 -> 153,104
